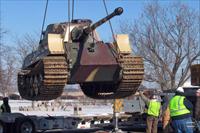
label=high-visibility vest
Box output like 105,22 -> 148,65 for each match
169,95 -> 190,117
147,100 -> 161,117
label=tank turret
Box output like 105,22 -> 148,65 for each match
71,7 -> 123,41
84,7 -> 123,34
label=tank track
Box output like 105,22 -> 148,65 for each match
114,54 -> 144,97
18,56 -> 68,100
81,54 -> 144,99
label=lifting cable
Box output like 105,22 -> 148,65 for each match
40,0 -> 49,42
102,0 -> 116,43
67,0 -> 75,42
68,0 -> 71,42
72,0 -> 75,20
64,0 -> 75,59
103,0 -> 120,58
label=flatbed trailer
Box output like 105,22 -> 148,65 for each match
0,110 -> 199,133
0,113 -> 81,133
0,113 -> 136,133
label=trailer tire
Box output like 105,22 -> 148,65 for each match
0,120 -> 7,133
15,117 -> 36,133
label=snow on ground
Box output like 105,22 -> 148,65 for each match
1,100 -> 113,117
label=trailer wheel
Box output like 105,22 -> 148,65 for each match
0,120 -> 7,133
15,117 -> 36,133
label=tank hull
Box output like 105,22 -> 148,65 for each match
70,41 -> 120,83
18,41 -> 144,100
191,64 -> 200,86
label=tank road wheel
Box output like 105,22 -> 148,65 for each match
27,77 -> 34,98
15,117 -> 36,133
18,74 -> 33,100
18,74 -> 26,97
39,74 -> 43,84
32,76 -> 39,96
30,76 -> 33,85
25,77 -> 30,88
34,74 -> 43,96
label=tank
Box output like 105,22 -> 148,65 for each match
191,64 -> 200,86
18,7 -> 144,100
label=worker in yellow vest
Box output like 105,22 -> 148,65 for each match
140,91 -> 161,133
0,97 -> 11,113
169,87 -> 193,133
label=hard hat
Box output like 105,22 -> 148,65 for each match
3,97 -> 9,102
151,95 -> 157,99
176,87 -> 184,93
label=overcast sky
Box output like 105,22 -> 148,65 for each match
0,0 -> 199,46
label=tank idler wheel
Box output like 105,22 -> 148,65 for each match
15,117 -> 36,133
39,74 -> 43,84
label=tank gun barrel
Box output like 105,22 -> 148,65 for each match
84,7 -> 123,34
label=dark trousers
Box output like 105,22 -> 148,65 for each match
171,117 -> 193,133
146,115 -> 159,133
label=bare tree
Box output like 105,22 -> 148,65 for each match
15,33 -> 39,66
120,2 -> 200,90
0,28 -> 17,96
1,46 -> 17,96
0,28 -> 10,96
0,28 -> 39,96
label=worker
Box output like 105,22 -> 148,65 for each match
139,91 -> 161,133
169,87 -> 193,133
0,97 -> 11,113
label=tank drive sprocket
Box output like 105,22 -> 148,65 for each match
18,56 -> 68,100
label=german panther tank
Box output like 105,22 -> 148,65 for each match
18,7 -> 144,100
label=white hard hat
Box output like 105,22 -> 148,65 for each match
176,87 -> 184,93
152,95 -> 157,99
151,95 -> 159,100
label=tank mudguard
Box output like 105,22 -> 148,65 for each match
22,34 -> 65,69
